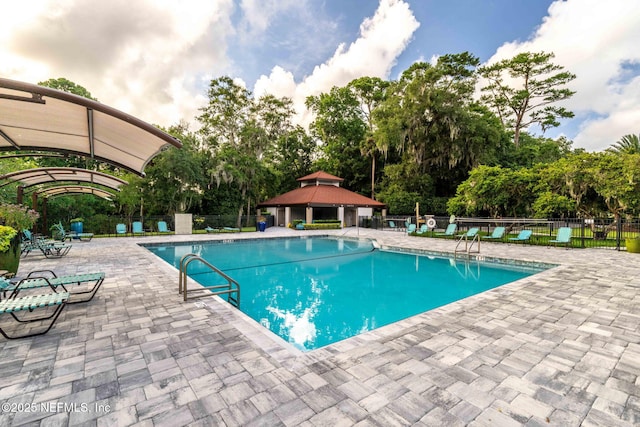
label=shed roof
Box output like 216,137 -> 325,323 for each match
0,78 -> 181,176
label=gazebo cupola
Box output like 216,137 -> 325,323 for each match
298,171 -> 343,188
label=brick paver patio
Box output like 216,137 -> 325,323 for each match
1,228 -> 638,426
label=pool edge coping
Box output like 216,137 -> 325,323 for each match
141,235 -> 562,368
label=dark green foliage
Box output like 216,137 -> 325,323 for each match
2,53 -> 586,225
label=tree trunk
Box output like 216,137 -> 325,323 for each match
236,186 -> 247,229
371,156 -> 376,199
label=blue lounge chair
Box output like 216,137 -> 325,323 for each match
115,223 -> 127,236
20,229 -> 72,258
132,221 -> 145,235
415,224 -> 428,234
549,227 -> 572,247
0,292 -> 69,339
157,221 -> 171,233
406,224 -> 417,234
458,227 -> 479,238
483,226 -> 506,241
509,229 -> 532,243
435,223 -> 457,238
387,220 -> 398,231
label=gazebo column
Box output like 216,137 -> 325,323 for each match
305,207 -> 313,224
338,207 -> 344,227
285,207 -> 291,227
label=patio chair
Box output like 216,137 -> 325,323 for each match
549,227 -> 572,248
115,223 -> 127,236
132,221 -> 145,235
4,270 -> 105,304
406,224 -> 417,234
49,222 -> 74,242
483,226 -> 506,241
0,291 -> 70,339
457,227 -> 479,240
435,223 -> 457,238
415,224 -> 429,234
157,221 -> 171,233
508,229 -> 532,244
40,241 -> 73,258
21,231 -> 72,259
387,220 -> 398,231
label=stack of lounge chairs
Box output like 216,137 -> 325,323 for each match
0,270 -> 105,340
21,230 -> 73,259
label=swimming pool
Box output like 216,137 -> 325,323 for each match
146,237 -> 547,351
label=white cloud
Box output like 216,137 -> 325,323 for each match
487,0 -> 640,151
253,0 -> 419,127
239,0 -> 303,38
0,0 -> 235,129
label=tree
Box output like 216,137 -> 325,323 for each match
266,125 -> 316,196
374,52 -> 505,197
38,77 -> 97,100
479,51 -> 576,146
446,165 -> 538,217
198,77 -> 296,227
143,123 -> 206,214
608,133 -> 640,154
347,77 -> 390,198
375,162 -> 434,214
306,86 -> 369,194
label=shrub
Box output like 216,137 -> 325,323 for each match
302,223 -> 341,230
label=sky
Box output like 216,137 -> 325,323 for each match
1,0 -> 640,152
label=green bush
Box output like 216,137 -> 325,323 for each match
303,223 -> 341,230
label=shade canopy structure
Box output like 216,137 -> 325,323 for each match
0,167 -> 127,191
34,185 -> 116,200
0,78 -> 182,176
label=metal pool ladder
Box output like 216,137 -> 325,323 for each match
178,254 -> 240,307
454,233 -> 480,258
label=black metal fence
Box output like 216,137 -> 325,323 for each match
40,212 -> 640,250
363,215 -> 640,250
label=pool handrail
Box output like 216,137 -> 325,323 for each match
178,253 -> 240,307
454,232 -> 480,257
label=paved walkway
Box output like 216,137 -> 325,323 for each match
1,228 -> 639,426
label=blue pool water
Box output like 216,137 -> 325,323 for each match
146,237 -> 544,351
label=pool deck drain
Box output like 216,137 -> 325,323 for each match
1,228 -> 638,426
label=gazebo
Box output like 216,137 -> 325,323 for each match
257,171 -> 386,227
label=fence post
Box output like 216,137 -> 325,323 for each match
580,219 -> 585,248
616,216 -> 622,251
